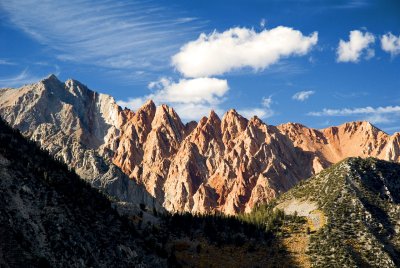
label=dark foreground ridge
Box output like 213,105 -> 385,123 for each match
0,118 -> 165,267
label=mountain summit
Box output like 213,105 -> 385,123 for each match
1,75 -> 399,214
0,75 -> 159,211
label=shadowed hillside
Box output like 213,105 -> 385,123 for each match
0,117 -> 166,267
1,76 -> 399,215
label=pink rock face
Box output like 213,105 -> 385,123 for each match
112,101 -> 400,215
1,76 -> 399,215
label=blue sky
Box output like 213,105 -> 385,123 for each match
1,0 -> 400,133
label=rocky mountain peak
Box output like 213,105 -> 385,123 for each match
39,74 -> 64,95
188,110 -> 223,156
64,77 -> 95,100
0,77 -> 399,215
0,77 -> 160,212
248,116 -> 263,127
222,109 -> 247,125
279,122 -> 307,130
152,104 -> 185,141
140,99 -> 156,111
154,104 -> 177,124
221,109 -> 248,144
208,109 -> 220,122
340,120 -> 377,134
134,100 -> 156,121
203,110 -> 221,133
41,73 -> 61,84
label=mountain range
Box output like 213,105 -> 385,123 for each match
0,75 -> 399,215
1,75 -> 400,267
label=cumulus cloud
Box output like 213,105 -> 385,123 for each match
117,98 -> 148,112
172,26 -> 318,78
238,96 -> 274,119
147,77 -> 228,104
120,24 -> 319,121
117,77 -> 229,120
381,32 -> 400,57
173,103 -> 224,121
336,30 -> 375,62
308,105 -> 400,124
292,90 -> 315,101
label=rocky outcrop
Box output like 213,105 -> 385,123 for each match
113,106 -> 400,215
277,121 -> 398,168
0,75 -> 160,211
1,75 -> 399,215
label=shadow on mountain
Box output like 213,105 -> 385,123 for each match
0,117 -> 299,267
0,117 -> 168,266
349,160 -> 400,266
160,211 -> 300,267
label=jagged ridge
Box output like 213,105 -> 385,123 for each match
0,75 -> 161,213
1,75 -> 399,214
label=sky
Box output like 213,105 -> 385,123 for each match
1,0 -> 400,133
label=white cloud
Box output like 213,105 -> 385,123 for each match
173,103 -> 224,121
365,48 -> 375,60
117,97 -> 148,112
238,108 -> 267,119
292,90 -> 315,101
308,105 -> 400,124
336,30 -> 375,62
117,77 -> 229,121
1,0 -> 201,72
381,32 -> 400,57
364,114 -> 392,124
238,96 -> 274,119
262,96 -> 273,108
308,106 -> 400,116
172,26 -> 318,78
147,77 -> 228,104
260,18 -> 266,28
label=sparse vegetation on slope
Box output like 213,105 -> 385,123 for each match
132,207 -> 306,267
278,157 -> 400,267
